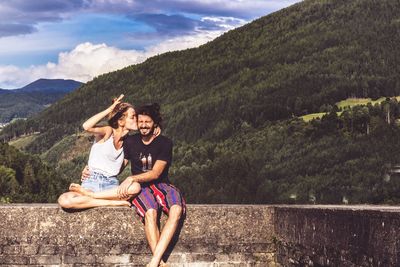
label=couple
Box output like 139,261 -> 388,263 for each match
58,95 -> 185,267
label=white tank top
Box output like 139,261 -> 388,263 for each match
87,135 -> 124,177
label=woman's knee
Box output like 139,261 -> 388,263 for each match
128,182 -> 141,195
58,193 -> 77,209
58,194 -> 71,209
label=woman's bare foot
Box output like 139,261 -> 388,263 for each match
111,200 -> 131,207
69,183 -> 92,197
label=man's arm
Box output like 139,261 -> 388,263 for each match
117,160 -> 167,198
131,160 -> 167,183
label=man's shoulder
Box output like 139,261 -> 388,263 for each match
156,135 -> 172,145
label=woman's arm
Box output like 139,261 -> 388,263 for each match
82,94 -> 124,135
117,160 -> 167,198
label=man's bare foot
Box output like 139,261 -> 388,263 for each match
147,258 -> 161,267
69,183 -> 92,197
147,262 -> 168,267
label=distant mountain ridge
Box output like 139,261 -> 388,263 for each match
19,79 -> 82,93
0,79 -> 82,123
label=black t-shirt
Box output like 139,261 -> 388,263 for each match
123,133 -> 173,185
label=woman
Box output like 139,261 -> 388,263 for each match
58,94 -> 141,209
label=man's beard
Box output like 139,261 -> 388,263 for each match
139,127 -> 154,137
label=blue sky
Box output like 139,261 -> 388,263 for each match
0,0 -> 301,88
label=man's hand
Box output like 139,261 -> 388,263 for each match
81,165 -> 90,181
117,176 -> 134,199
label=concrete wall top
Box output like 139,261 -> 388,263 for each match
1,204 -> 400,266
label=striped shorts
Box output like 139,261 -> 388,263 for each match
131,183 -> 186,221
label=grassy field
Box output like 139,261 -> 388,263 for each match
301,111 -> 344,122
8,134 -> 38,150
301,112 -> 326,122
336,96 -> 400,109
301,96 -> 400,122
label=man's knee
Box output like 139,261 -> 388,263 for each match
169,205 -> 182,221
145,209 -> 158,223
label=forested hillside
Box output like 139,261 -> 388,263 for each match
0,142 -> 65,203
2,0 -> 400,204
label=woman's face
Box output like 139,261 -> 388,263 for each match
121,107 -> 138,131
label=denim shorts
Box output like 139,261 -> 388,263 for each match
81,171 -> 119,193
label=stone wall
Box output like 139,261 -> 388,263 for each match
1,204 -> 400,266
273,205 -> 400,266
0,204 -> 275,266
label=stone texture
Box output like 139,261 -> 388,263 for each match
2,204 -> 399,266
273,205 -> 400,266
0,204 -> 275,266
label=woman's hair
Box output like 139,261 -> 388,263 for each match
108,102 -> 134,129
136,103 -> 162,127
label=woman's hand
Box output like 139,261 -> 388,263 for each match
154,126 -> 161,137
81,165 -> 90,181
109,94 -> 124,112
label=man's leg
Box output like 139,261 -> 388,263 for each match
143,211 -> 169,266
147,205 -> 182,267
131,187 -> 168,266
144,209 -> 161,253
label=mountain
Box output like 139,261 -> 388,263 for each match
18,79 -> 82,93
0,79 -> 82,123
2,0 -> 400,204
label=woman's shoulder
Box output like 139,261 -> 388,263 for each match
94,126 -> 113,142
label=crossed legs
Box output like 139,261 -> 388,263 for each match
57,182 -> 141,210
145,205 -> 183,267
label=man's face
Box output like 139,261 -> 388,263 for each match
138,114 -> 155,137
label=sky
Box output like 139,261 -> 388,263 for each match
0,0 -> 301,89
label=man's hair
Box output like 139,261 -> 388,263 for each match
136,103 -> 162,127
108,102 -> 133,129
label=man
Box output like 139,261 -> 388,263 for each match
117,103 -> 185,267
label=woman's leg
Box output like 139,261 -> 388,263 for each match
57,191 -> 130,210
69,182 -> 141,201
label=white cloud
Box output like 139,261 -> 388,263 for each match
0,18 -> 242,89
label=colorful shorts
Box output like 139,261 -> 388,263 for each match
131,183 -> 186,221
81,171 -> 119,193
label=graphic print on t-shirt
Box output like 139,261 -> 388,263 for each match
139,153 -> 153,172
124,134 -> 173,183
